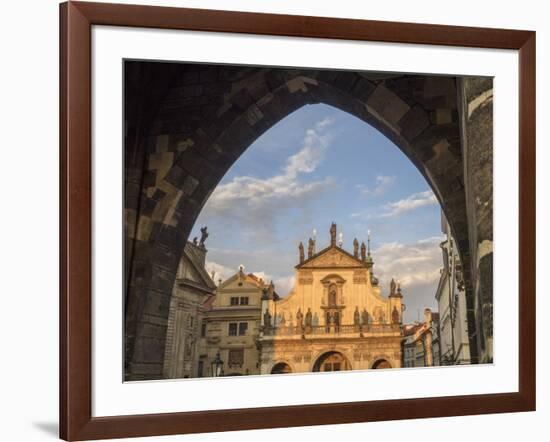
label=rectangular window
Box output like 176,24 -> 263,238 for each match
228,322 -> 238,336
238,322 -> 248,336
200,321 -> 207,337
240,297 -> 249,305
230,297 -> 239,305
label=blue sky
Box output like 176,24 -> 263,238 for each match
193,103 -> 444,322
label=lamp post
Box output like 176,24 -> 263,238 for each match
211,351 -> 224,377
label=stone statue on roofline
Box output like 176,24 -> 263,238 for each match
298,241 -> 305,263
330,222 -> 337,246
199,226 -> 209,247
308,237 -> 315,259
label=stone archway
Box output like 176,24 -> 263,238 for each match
313,351 -> 352,372
371,359 -> 392,369
271,362 -> 293,374
124,62 -> 492,379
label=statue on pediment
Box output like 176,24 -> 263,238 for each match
353,238 -> 359,258
308,237 -> 315,259
330,222 -> 337,246
298,241 -> 305,264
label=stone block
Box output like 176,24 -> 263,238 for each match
463,77 -> 493,101
366,84 -> 410,128
246,104 -> 264,126
333,71 -> 358,93
351,77 -> 377,101
398,105 -> 430,141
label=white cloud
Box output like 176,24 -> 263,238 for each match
205,260 -> 235,283
375,190 -> 438,219
315,116 -> 335,130
372,236 -> 444,322
207,117 -> 333,208
273,275 -> 296,297
357,175 -> 395,197
198,117 -> 336,242
373,236 -> 444,290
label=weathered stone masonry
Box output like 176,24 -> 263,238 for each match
123,61 -> 491,379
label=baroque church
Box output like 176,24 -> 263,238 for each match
258,223 -> 404,374
163,224 -> 405,378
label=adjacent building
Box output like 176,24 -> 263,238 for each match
436,212 -> 471,365
198,270 -> 275,377
402,308 -> 440,368
163,237 -> 216,379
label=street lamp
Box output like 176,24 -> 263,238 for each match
211,351 -> 224,377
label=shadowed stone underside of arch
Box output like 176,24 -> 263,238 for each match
124,62 -> 481,380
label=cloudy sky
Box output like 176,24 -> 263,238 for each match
193,103 -> 444,322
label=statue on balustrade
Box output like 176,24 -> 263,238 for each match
354,306 -> 361,331
305,308 -> 312,333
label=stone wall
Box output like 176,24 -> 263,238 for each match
458,77 -> 494,363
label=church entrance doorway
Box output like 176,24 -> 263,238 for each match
313,351 -> 351,372
372,359 -> 392,369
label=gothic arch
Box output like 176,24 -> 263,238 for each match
124,62 -> 483,379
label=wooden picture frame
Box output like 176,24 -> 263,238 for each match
59,1 -> 536,440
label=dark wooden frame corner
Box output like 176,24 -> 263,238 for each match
60,1 -> 536,440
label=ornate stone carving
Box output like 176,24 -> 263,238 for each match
264,309 -> 272,328
302,248 -> 361,268
353,270 -> 368,283
391,306 -> 400,324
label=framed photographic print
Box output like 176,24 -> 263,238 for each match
60,1 -> 536,440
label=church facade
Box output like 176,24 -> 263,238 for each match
258,223 -> 404,374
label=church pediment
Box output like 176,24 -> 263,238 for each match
297,246 -> 367,269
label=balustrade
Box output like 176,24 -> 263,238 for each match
263,323 -> 400,336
